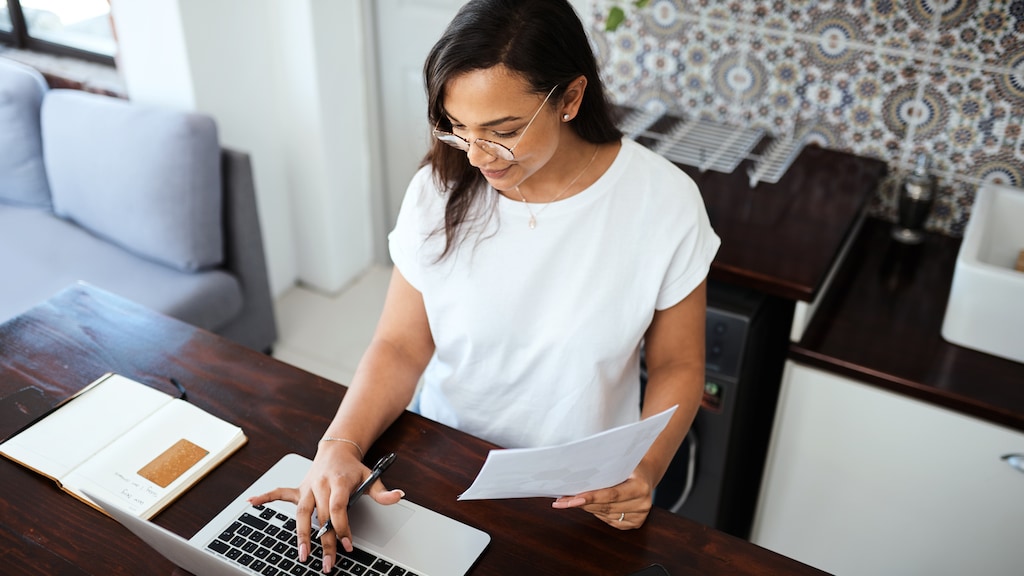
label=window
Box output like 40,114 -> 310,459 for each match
0,0 -> 116,64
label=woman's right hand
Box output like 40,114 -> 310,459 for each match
247,441 -> 404,572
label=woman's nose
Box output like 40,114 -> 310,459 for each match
466,139 -> 497,167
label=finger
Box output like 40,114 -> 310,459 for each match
580,493 -> 651,518
368,479 -> 405,505
573,477 -> 650,514
551,495 -> 588,509
295,488 -> 317,563
316,510 -> 337,572
247,486 -> 300,506
599,510 -> 646,530
326,491 -> 355,554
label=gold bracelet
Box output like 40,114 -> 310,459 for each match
319,436 -> 364,459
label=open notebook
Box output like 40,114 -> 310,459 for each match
87,452 -> 490,576
0,372 -> 246,519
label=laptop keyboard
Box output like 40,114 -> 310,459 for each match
205,504 -> 420,576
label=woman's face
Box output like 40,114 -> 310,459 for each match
442,66 -> 564,192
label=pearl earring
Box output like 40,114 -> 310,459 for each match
563,113 -> 571,121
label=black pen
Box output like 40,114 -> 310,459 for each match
315,452 -> 396,539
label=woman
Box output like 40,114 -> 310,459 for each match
252,0 -> 719,570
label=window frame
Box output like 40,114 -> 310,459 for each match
1,0 -> 115,66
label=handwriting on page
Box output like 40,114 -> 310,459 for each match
114,470 -> 160,507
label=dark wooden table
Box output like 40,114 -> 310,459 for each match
0,284 -> 827,575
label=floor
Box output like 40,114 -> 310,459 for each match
271,265 -> 392,386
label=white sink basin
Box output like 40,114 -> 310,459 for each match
941,183 -> 1024,363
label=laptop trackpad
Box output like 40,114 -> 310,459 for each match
348,498 -> 415,548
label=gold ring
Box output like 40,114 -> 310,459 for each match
618,512 -> 625,522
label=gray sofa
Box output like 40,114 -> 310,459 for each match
0,57 -> 277,352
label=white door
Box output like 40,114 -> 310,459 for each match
373,0 -> 465,235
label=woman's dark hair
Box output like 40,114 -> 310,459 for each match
422,0 -> 622,260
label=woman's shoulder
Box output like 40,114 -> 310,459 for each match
408,164 -> 437,192
615,138 -> 700,195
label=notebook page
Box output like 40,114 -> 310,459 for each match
64,398 -> 245,517
0,374 -> 171,480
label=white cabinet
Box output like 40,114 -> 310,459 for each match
750,361 -> 1024,576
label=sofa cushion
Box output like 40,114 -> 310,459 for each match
0,58 -> 52,209
0,205 -> 242,332
41,89 -> 223,272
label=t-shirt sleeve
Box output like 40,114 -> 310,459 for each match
387,166 -> 440,291
655,178 -> 721,310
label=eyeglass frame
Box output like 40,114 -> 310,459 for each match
431,84 -> 560,162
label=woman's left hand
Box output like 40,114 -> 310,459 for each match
551,468 -> 655,530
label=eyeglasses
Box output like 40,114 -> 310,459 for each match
432,84 -> 559,162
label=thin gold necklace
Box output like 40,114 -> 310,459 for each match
515,144 -> 599,229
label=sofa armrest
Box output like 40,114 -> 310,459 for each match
216,147 -> 277,352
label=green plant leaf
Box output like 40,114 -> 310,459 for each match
634,0 -> 651,7
606,6 -> 626,31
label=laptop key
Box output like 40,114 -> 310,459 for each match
206,539 -> 230,554
387,567 -> 407,576
372,559 -> 394,573
240,513 -> 270,531
340,547 -> 378,567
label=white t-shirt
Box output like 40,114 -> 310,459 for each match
389,138 -> 720,449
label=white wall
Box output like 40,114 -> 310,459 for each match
110,0 -> 377,298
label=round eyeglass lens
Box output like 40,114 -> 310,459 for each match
474,140 -> 514,161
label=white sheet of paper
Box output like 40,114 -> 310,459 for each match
458,405 -> 677,500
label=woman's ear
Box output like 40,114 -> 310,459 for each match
560,75 -> 588,122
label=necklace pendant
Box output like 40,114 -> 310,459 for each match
528,215 -> 537,229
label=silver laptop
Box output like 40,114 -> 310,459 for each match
85,452 -> 490,576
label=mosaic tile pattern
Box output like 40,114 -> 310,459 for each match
589,0 -> 1024,236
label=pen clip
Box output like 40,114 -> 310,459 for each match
372,452 -> 396,472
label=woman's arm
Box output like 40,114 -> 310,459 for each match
553,279 -> 707,529
636,278 -> 707,490
324,267 -> 436,451
249,267 -> 435,569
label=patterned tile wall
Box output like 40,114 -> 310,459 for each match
587,0 -> 1024,236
